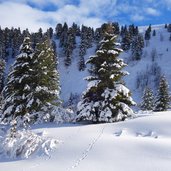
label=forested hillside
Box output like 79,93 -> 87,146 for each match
1,23 -> 171,110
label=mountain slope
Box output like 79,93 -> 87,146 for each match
57,24 -> 171,107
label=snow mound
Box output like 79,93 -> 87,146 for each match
113,129 -> 158,139
0,129 -> 59,159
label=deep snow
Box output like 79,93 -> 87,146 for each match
0,111 -> 171,171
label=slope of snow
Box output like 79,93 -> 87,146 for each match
0,111 -> 171,171
56,37 -> 96,103
121,25 -> 171,104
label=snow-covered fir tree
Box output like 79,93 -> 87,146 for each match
154,76 -> 170,111
31,38 -> 61,122
2,37 -> 34,125
2,37 -> 61,126
140,87 -> 154,111
77,24 -> 135,123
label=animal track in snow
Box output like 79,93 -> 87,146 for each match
67,125 -> 106,171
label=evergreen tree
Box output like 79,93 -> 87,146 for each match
131,34 -> 144,60
122,29 -> 131,50
46,27 -> 53,39
145,29 -> 151,40
77,24 -> 135,123
167,24 -> 171,32
169,34 -> 171,41
0,28 -> 6,60
2,37 -> 34,125
55,23 -> 63,38
94,28 -> 102,42
112,22 -> 120,35
64,27 -> 76,67
0,59 -> 5,109
2,37 -> 61,126
59,22 -> 68,47
30,38 -> 61,121
0,59 -> 5,93
78,55 -> 86,71
140,87 -> 154,111
152,30 -> 156,36
154,76 -> 170,111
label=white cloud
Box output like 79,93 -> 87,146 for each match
0,1 -> 104,31
0,2 -> 52,31
0,0 -> 168,31
131,14 -> 145,22
145,7 -> 160,16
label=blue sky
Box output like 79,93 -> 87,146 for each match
0,0 -> 170,31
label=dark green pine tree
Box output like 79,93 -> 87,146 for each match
140,87 -> 154,111
154,76 -> 170,111
77,24 -> 135,123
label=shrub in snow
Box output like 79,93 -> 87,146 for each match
2,37 -> 61,126
77,24 -> 135,123
35,105 -> 75,124
0,129 -> 59,159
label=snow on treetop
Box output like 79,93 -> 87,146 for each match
102,88 -> 117,100
107,50 -> 118,55
115,84 -> 130,97
96,50 -> 105,54
114,47 -> 123,52
98,68 -> 106,72
23,37 -> 30,42
99,39 -> 110,44
101,61 -> 107,67
87,80 -> 101,90
104,32 -> 117,38
114,42 -> 121,46
117,102 -> 134,116
84,76 -> 98,81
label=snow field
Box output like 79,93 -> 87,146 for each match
0,111 -> 171,171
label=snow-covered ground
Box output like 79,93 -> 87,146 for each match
0,111 -> 171,171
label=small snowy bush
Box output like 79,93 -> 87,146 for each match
35,106 -> 76,124
0,129 -> 59,159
